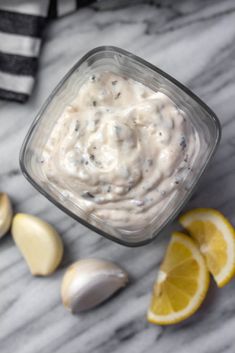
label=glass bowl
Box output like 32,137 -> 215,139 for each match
20,46 -> 221,247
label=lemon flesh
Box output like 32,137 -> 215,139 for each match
180,208 -> 235,287
147,232 -> 209,325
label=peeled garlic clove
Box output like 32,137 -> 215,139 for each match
61,259 -> 128,313
12,213 -> 63,276
0,193 -> 13,238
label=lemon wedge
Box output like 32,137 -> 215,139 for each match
147,232 -> 209,325
180,208 -> 235,287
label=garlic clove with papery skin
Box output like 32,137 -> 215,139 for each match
0,193 -> 13,238
61,258 -> 128,313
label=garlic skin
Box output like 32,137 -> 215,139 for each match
0,193 -> 13,238
12,213 -> 63,276
61,259 -> 128,313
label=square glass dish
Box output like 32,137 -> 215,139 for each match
20,46 -> 221,247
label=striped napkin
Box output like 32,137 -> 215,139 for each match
0,0 -> 96,103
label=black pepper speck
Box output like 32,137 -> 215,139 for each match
82,191 -> 95,199
114,92 -> 121,100
180,136 -> 187,150
74,120 -> 80,132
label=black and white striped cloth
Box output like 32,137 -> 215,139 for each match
0,0 -> 101,103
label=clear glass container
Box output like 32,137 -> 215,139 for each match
20,46 -> 221,247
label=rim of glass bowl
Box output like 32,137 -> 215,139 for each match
19,46 -> 221,247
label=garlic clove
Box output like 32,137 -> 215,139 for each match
0,193 -> 13,238
61,258 -> 128,313
12,213 -> 63,276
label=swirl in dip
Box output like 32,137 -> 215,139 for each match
41,72 -> 200,231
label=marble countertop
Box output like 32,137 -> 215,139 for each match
1,1 -> 235,352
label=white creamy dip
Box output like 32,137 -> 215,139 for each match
41,72 -> 200,230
